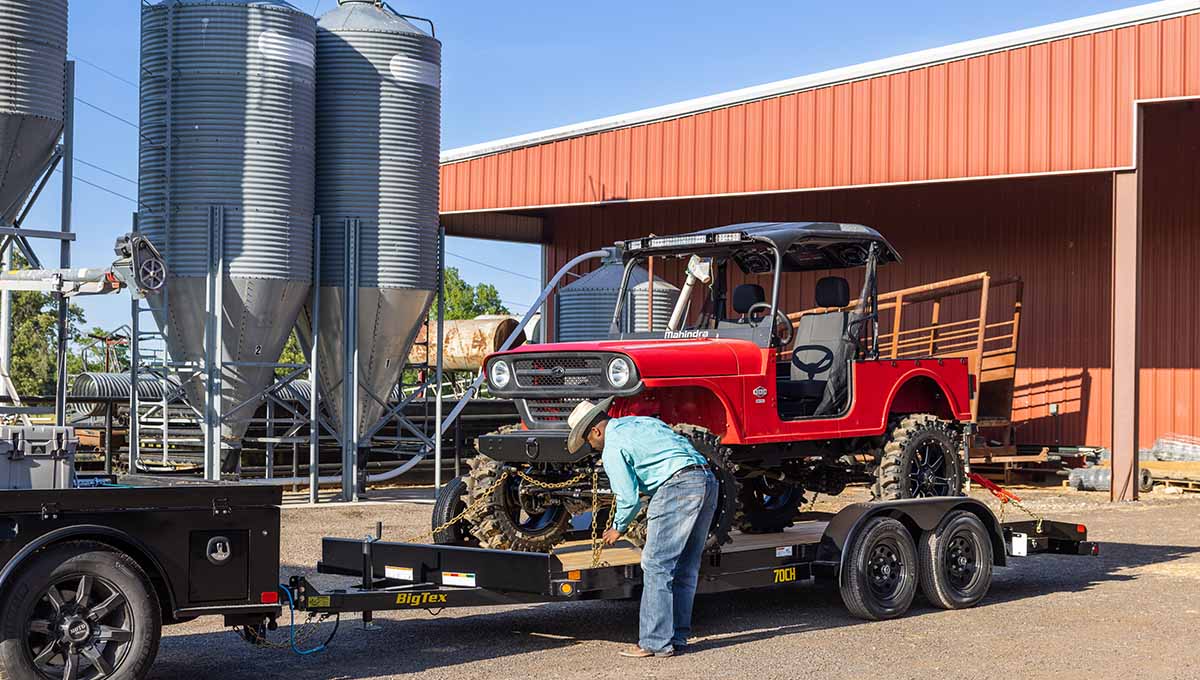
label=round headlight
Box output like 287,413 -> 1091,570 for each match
607,357 -> 632,388
490,360 -> 511,389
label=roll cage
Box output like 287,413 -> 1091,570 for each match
607,222 -> 900,351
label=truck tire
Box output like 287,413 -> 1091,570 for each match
734,477 -> 805,534
0,541 -> 162,680
839,517 -> 919,621
432,475 -> 477,546
465,454 -> 572,552
918,511 -> 994,609
672,424 -> 737,550
875,414 -> 965,500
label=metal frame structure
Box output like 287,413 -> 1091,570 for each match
0,61 -> 78,426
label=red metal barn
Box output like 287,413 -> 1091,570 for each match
439,3 -> 1200,500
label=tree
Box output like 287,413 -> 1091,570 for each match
439,266 -> 510,320
6,258 -> 87,396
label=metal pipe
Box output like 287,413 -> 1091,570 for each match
54,62 -> 75,427
434,227 -> 445,491
437,249 -> 608,437
309,216 -> 321,504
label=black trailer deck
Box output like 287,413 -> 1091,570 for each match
293,496 -> 1097,622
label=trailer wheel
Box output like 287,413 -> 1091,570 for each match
875,414 -> 965,500
840,517 -> 919,620
918,511 -> 994,609
0,541 -> 161,680
432,475 -> 477,546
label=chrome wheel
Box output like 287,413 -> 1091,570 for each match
25,574 -> 133,680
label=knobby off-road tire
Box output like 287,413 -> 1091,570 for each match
875,414 -> 966,500
918,511 -> 994,610
734,476 -> 806,534
432,475 -> 477,546
840,517 -> 919,621
464,454 -> 572,552
671,424 -> 737,550
0,541 -> 161,680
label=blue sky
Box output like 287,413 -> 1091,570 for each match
24,0 -> 1145,331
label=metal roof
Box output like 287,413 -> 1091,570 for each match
441,0 -> 1199,165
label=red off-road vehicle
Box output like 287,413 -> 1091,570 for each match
461,222 -> 974,551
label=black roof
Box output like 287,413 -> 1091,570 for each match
621,222 -> 901,273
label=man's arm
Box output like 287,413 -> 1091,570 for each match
601,447 -> 640,532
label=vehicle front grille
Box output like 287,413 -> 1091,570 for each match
513,355 -> 605,389
519,398 -> 583,429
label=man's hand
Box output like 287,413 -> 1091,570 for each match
602,528 -> 623,546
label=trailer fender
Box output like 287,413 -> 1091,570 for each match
815,497 -> 1006,581
0,524 -> 178,615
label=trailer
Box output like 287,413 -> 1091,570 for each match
295,494 -> 1096,623
0,481 -> 1096,680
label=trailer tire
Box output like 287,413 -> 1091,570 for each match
840,517 -> 919,621
0,541 -> 161,680
432,475 -> 477,546
875,414 -> 965,500
918,511 -> 993,610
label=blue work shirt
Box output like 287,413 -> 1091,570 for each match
600,416 -> 708,532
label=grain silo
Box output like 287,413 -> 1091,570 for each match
0,0 -> 68,226
556,254 -> 679,342
303,0 -> 442,440
138,0 -> 316,472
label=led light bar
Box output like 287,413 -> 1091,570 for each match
625,231 -> 749,251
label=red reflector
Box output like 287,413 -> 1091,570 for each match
1091,544 -> 1100,556
1076,524 -> 1087,534
260,591 -> 279,605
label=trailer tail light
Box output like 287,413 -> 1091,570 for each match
1076,524 -> 1087,534
261,591 -> 280,605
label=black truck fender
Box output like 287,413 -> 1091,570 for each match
814,497 -> 1007,580
0,523 -> 178,616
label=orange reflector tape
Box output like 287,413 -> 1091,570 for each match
567,570 -> 581,580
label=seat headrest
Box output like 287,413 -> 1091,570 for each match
731,284 -> 765,315
815,277 -> 850,308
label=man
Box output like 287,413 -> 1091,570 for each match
566,397 -> 719,658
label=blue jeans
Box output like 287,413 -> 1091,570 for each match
638,467 -> 718,653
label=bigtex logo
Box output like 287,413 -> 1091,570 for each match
395,592 -> 449,607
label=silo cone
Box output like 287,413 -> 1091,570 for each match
139,0 -> 316,472
0,0 -> 68,226
303,0 -> 441,445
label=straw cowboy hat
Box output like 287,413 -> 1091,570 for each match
566,397 -> 614,454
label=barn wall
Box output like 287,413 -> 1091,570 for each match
541,173 -> 1115,448
442,13 -> 1200,213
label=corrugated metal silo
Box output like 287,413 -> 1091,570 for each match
556,256 -> 679,342
0,0 -> 67,225
138,0 -> 316,466
303,0 -> 441,436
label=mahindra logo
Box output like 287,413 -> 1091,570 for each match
550,366 -> 566,378
662,329 -> 711,339
753,386 -> 768,398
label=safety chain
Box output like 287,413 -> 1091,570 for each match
589,464 -> 617,568
968,472 -> 1045,534
801,492 -> 820,513
405,469 -> 515,544
238,613 -> 330,650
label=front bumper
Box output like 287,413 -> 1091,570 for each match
477,428 -> 585,464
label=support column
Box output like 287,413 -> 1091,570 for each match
1110,170 -> 1140,502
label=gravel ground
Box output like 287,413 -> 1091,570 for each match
152,486 -> 1200,680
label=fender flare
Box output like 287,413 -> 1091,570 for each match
815,497 -> 1006,584
883,367 -> 970,421
0,524 -> 178,613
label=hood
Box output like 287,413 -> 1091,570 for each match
493,337 -> 750,378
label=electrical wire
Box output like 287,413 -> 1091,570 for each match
76,158 -> 138,186
446,251 -> 539,282
55,169 -> 139,205
69,54 -> 138,89
74,97 -> 140,130
279,584 -> 340,655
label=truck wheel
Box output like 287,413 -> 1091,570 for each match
918,511 -> 994,609
735,477 -> 804,534
840,517 -> 919,621
465,455 -> 571,552
672,425 -> 737,550
875,414 -> 965,500
432,475 -> 477,546
0,541 -> 161,680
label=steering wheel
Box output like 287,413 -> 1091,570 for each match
745,302 -> 795,346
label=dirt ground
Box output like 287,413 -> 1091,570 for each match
153,486 -> 1200,680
